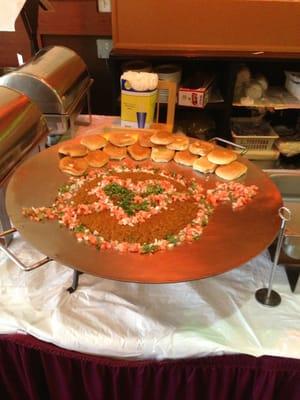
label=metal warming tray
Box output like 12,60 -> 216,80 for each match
269,172 -> 300,259
0,46 -> 93,136
0,86 -> 48,185
4,140 -> 282,284
0,86 -> 48,245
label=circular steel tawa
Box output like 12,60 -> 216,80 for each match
6,143 -> 282,283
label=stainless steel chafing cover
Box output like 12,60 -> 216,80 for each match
0,86 -> 48,185
0,46 -> 91,115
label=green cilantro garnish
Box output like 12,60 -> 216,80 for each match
228,192 -> 236,202
135,200 -> 149,211
201,218 -> 208,227
165,234 -> 179,245
104,183 -> 149,216
141,243 -> 158,254
145,184 -> 164,196
74,224 -> 86,233
36,211 -> 45,220
190,181 -> 197,190
58,184 -> 71,194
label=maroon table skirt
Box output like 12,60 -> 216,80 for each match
0,334 -> 299,400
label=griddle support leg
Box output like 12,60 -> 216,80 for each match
255,207 -> 291,307
67,270 -> 83,294
285,267 -> 300,293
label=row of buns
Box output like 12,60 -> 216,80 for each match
58,130 -> 248,180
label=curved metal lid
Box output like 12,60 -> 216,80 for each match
0,46 -> 90,114
0,86 -> 48,185
10,46 -> 87,96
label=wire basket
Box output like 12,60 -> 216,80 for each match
231,129 -> 279,151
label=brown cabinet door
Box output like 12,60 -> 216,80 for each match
112,0 -> 300,54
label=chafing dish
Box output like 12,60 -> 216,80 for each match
0,46 -> 93,137
0,86 -> 48,246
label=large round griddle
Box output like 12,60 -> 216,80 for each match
6,142 -> 282,283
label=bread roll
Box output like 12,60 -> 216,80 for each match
193,156 -> 216,174
139,131 -> 155,147
103,143 -> 127,160
276,139 -> 300,157
233,84 -> 245,100
255,74 -> 268,92
150,122 -> 170,131
80,134 -> 107,151
59,156 -> 88,176
85,150 -> 109,168
240,97 -> 255,106
215,161 -> 247,181
207,148 -> 237,165
235,66 -> 251,87
128,143 -> 151,161
58,143 -> 88,157
151,146 -> 175,163
189,140 -> 215,156
150,130 -> 174,145
167,134 -> 189,151
109,131 -> 137,147
174,150 -> 198,167
245,81 -> 263,100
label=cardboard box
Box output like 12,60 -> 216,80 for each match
120,78 -> 157,129
178,72 -> 215,108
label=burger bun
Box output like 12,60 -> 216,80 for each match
215,161 -> 248,181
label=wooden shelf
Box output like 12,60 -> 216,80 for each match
233,87 -> 300,110
176,102 -> 225,111
117,89 -> 225,110
111,48 -> 300,61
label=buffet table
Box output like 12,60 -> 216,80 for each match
0,235 -> 300,399
1,334 -> 300,400
0,116 -> 300,399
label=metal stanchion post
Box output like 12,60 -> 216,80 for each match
255,207 -> 292,307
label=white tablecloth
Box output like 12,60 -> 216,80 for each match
0,233 -> 299,360
1,115 -> 299,360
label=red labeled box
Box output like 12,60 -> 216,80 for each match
178,72 -> 215,108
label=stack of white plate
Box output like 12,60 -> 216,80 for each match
154,64 -> 182,103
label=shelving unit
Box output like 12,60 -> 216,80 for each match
208,89 -> 224,105
233,87 -> 300,110
109,52 -> 300,144
109,52 -> 235,139
230,60 -> 300,161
